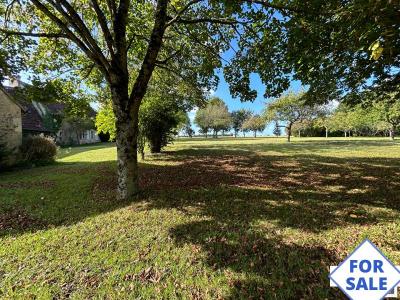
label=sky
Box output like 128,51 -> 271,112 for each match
188,69 -> 303,136
187,34 -> 304,136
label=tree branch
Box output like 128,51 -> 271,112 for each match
106,0 -> 116,20
30,0 -> 111,80
242,0 -> 306,14
91,0 -> 115,56
129,0 -> 168,109
155,48 -> 182,65
51,0 -> 111,70
175,17 -> 240,25
166,0 -> 202,27
0,28 -> 68,39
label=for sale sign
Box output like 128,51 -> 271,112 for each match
329,239 -> 400,300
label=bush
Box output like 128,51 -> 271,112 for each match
21,135 -> 57,163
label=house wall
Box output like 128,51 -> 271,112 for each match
0,89 -> 22,164
56,120 -> 100,146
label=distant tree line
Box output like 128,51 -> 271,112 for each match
194,97 -> 265,138
264,91 -> 400,141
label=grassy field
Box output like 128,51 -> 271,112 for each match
1,137 -> 400,299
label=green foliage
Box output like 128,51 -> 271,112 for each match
242,114 -> 265,137
264,92 -> 314,126
177,113 -> 194,137
96,97 -> 187,153
140,95 -> 183,153
231,109 -> 252,137
225,1 -> 400,103
195,97 -> 231,137
194,108 -> 212,136
96,103 -> 116,141
20,135 -> 58,163
290,92 -> 400,139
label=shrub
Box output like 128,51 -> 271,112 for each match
21,135 -> 57,163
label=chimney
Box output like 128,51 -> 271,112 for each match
9,75 -> 21,87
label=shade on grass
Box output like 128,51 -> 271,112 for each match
0,137 -> 399,299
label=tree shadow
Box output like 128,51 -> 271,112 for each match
174,139 -> 400,155
136,149 -> 400,298
1,145 -> 399,298
0,159 -> 127,238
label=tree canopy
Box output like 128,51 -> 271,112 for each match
242,114 -> 265,137
231,109 -> 252,137
227,0 -> 400,103
195,97 -> 231,138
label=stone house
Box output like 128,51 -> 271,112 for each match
0,88 -> 23,165
1,78 -> 100,148
17,99 -> 100,146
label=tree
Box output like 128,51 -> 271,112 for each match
194,108 -> 211,138
273,121 -> 281,137
207,97 -> 231,137
96,102 -> 117,140
4,1 -> 301,200
328,109 -> 353,138
242,114 -> 265,137
140,97 -> 182,153
264,92 -> 314,142
183,119 -> 194,138
291,119 -> 312,138
97,72 -> 200,154
231,109 -> 252,138
227,1 -> 400,105
372,94 -> 400,140
195,97 -> 231,138
313,104 -> 334,138
176,113 -> 194,137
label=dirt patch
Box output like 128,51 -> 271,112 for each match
0,209 -> 46,232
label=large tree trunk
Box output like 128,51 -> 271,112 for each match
113,102 -> 139,201
254,131 -> 256,138
325,127 -> 328,138
110,0 -> 168,201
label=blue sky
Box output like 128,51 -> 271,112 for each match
189,69 -> 303,136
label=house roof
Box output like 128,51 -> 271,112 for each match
4,83 -> 97,133
3,85 -> 60,133
21,103 -> 54,132
0,86 -> 26,111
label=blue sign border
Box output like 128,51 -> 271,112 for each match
329,238 -> 400,300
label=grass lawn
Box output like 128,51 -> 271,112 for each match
1,137 -> 400,299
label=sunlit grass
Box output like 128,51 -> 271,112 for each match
0,137 -> 399,299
